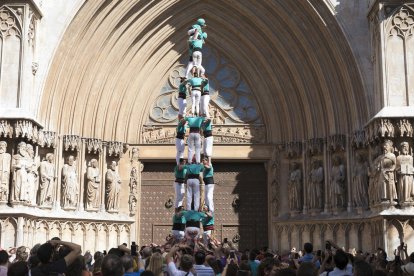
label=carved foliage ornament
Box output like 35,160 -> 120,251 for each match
307,138 -> 324,155
328,135 -> 346,152
0,120 -> 13,138
86,139 -> 102,154
38,131 -> 57,148
15,120 -> 38,141
63,135 -> 81,151
352,130 -> 366,148
285,141 -> 302,159
107,141 -> 123,156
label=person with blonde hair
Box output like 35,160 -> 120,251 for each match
147,252 -> 163,276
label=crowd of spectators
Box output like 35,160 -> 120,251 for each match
0,237 -> 413,276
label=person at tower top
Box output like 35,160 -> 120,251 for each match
185,19 -> 207,78
187,18 -> 207,39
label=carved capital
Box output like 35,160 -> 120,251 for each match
0,120 -> 13,138
328,134 -> 346,152
107,141 -> 123,156
351,130 -> 366,148
284,141 -> 302,158
306,138 -> 324,155
63,135 -> 81,151
14,120 -> 39,141
86,139 -> 102,154
38,131 -> 57,148
396,119 -> 413,137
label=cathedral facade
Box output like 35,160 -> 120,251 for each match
0,0 -> 413,255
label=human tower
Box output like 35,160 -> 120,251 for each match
171,18 -> 215,244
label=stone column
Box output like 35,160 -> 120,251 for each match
16,217 -> 24,246
54,136 -> 63,210
100,144 -> 107,212
323,140 -> 330,214
346,137 -> 353,212
77,140 -> 85,211
301,145 -> 307,214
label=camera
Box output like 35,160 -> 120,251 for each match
230,250 -> 236,259
325,241 -> 331,250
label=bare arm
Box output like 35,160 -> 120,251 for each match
49,240 -> 81,266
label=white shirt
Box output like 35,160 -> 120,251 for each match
194,264 -> 215,276
168,261 -> 194,276
319,267 -> 353,276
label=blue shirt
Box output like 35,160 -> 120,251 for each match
299,253 -> 320,269
173,213 -> 186,224
190,38 -> 203,50
203,81 -> 209,93
202,119 -> 212,132
176,120 -> 187,134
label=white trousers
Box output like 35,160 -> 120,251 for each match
204,184 -> 215,212
178,98 -> 187,116
203,136 -> 213,157
192,51 -> 202,69
188,133 -> 201,163
172,230 -> 185,241
187,178 -> 200,211
185,62 -> 205,79
200,95 -> 210,117
175,138 -> 185,165
203,230 -> 212,245
191,90 -> 201,116
185,226 -> 200,240
174,182 -> 185,208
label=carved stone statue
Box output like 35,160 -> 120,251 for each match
129,194 -> 137,215
106,161 -> 121,212
368,146 -> 382,205
26,144 -> 39,205
62,155 -> 79,208
353,153 -> 369,208
309,160 -> 324,210
331,156 -> 346,209
378,140 -> 397,204
396,142 -> 414,204
39,153 -> 55,207
0,141 -> 11,202
288,162 -> 302,211
12,142 -> 29,202
129,167 -> 138,194
86,159 -> 100,209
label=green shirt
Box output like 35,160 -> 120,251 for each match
186,163 -> 204,175
203,81 -> 209,93
202,119 -> 212,132
183,210 -> 206,222
190,38 -> 203,50
179,82 -> 188,96
173,213 -> 186,224
176,121 -> 187,134
189,77 -> 204,89
202,212 -> 214,226
175,165 -> 187,179
203,165 -> 214,178
185,117 -> 204,128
